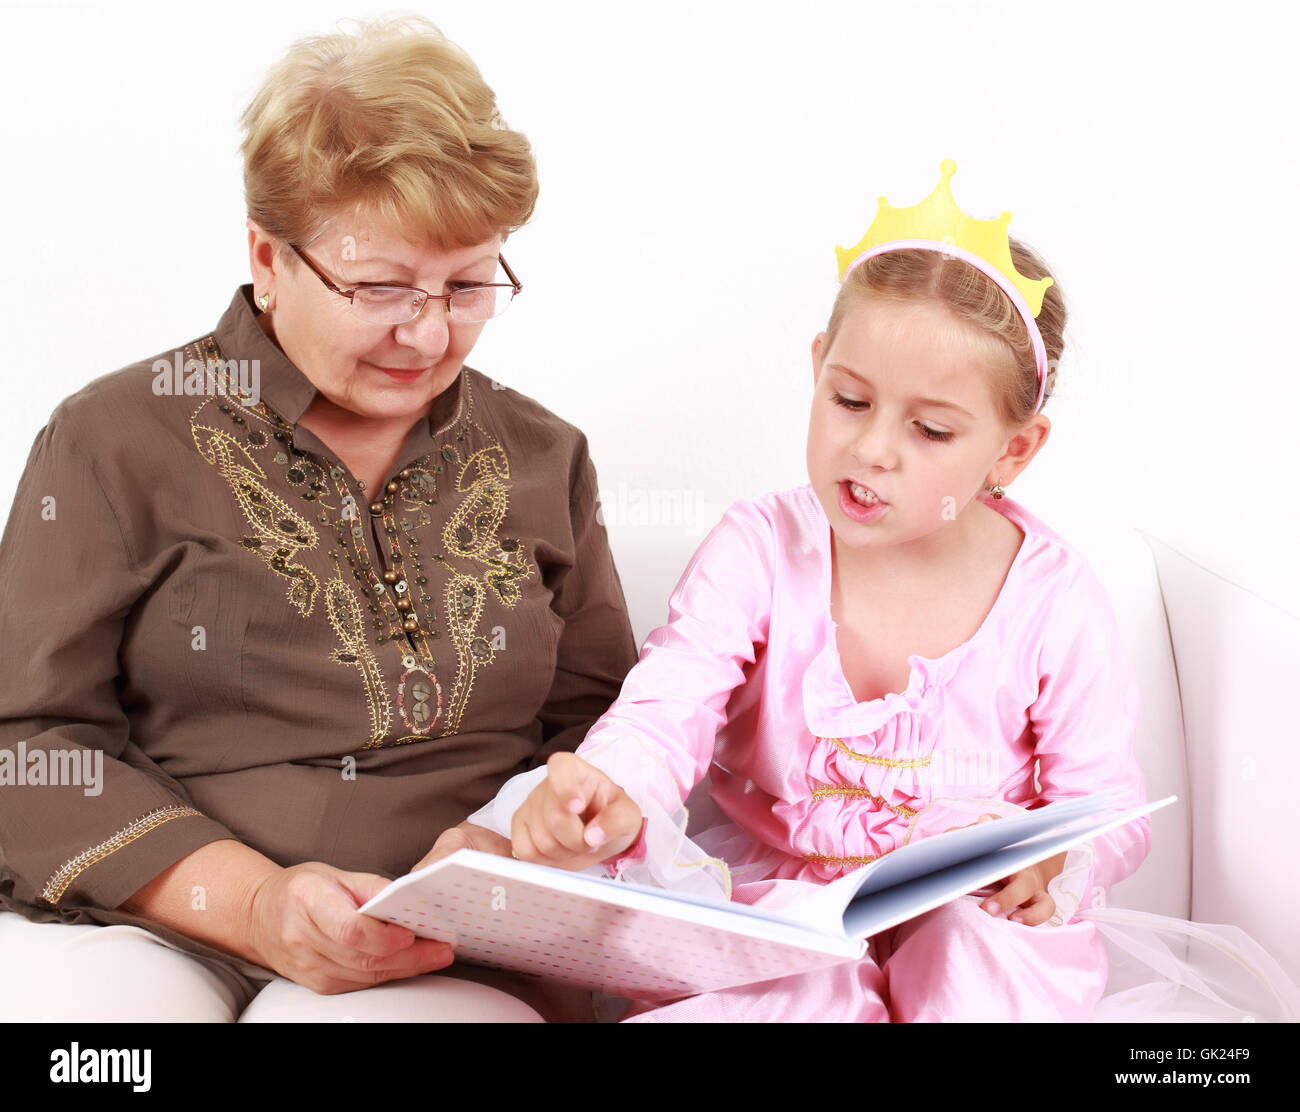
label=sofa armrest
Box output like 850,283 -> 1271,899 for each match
1142,534 -> 1300,986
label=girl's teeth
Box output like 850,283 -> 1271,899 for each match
850,482 -> 879,505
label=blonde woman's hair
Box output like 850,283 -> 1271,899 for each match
824,240 -> 1067,429
240,15 -> 537,253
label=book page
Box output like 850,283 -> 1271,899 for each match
362,851 -> 864,999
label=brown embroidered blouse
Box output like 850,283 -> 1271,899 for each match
0,285 -> 638,986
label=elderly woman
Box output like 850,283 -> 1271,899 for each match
0,17 -> 635,1022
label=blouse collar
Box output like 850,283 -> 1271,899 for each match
212,285 -> 466,438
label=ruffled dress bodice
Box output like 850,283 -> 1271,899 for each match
784,645 -> 968,880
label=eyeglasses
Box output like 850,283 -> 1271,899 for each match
287,242 -> 523,325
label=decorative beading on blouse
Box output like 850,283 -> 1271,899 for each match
189,334 -> 538,750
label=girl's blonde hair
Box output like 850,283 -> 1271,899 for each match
824,240 -> 1066,429
240,15 -> 537,254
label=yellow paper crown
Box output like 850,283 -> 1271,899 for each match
835,159 -> 1053,317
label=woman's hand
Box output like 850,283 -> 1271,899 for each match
412,821 -> 513,872
245,862 -> 455,995
512,752 -> 642,870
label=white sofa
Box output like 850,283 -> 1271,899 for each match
605,504 -> 1300,1009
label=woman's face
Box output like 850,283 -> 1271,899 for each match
249,212 -> 504,425
806,296 -> 1035,565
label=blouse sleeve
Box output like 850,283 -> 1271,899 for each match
527,434 -> 638,767
1029,560 -> 1151,920
467,498 -> 777,899
0,407 -> 236,913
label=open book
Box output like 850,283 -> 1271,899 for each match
360,790 -> 1173,1001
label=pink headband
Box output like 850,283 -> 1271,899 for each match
842,238 -> 1049,416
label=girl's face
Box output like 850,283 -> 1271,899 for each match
807,296 -> 1036,565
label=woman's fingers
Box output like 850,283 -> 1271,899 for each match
305,872 -> 454,976
511,815 -> 540,863
250,865 -> 455,994
413,821 -> 511,872
308,871 -> 419,958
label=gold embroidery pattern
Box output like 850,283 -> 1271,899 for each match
192,423 -> 321,615
824,736 -> 932,767
397,665 -> 442,735
40,805 -> 203,906
324,569 -> 390,749
325,469 -> 434,748
188,340 -> 322,616
442,571 -> 493,736
186,345 -> 538,751
441,445 -> 535,606
810,784 -> 919,819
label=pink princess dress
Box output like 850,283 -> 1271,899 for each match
468,485 -> 1300,1022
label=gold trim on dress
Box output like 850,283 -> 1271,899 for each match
824,735 -> 931,767
810,784 -> 919,819
803,852 -> 881,867
40,805 -> 204,906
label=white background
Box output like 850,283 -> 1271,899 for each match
1,0 -> 1296,617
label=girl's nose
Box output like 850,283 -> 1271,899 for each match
852,414 -> 899,470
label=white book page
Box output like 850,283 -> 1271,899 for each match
840,796 -> 1175,938
361,850 -> 864,999
846,789 -> 1125,899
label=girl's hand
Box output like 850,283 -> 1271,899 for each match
981,852 -> 1069,925
512,752 -> 642,870
940,813 -> 1068,926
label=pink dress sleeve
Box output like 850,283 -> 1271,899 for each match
466,499 -> 777,899
1029,561 -> 1151,918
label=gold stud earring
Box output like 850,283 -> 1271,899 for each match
986,479 -> 1005,500
256,293 -> 270,312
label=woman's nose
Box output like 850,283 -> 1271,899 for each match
393,297 -> 451,356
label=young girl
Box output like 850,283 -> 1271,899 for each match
449,162 -> 1296,1022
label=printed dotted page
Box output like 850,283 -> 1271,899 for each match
382,862 -> 852,1000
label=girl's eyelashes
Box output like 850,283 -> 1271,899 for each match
829,393 -> 954,442
918,425 -> 954,442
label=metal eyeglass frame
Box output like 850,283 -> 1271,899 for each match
287,242 -> 523,324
